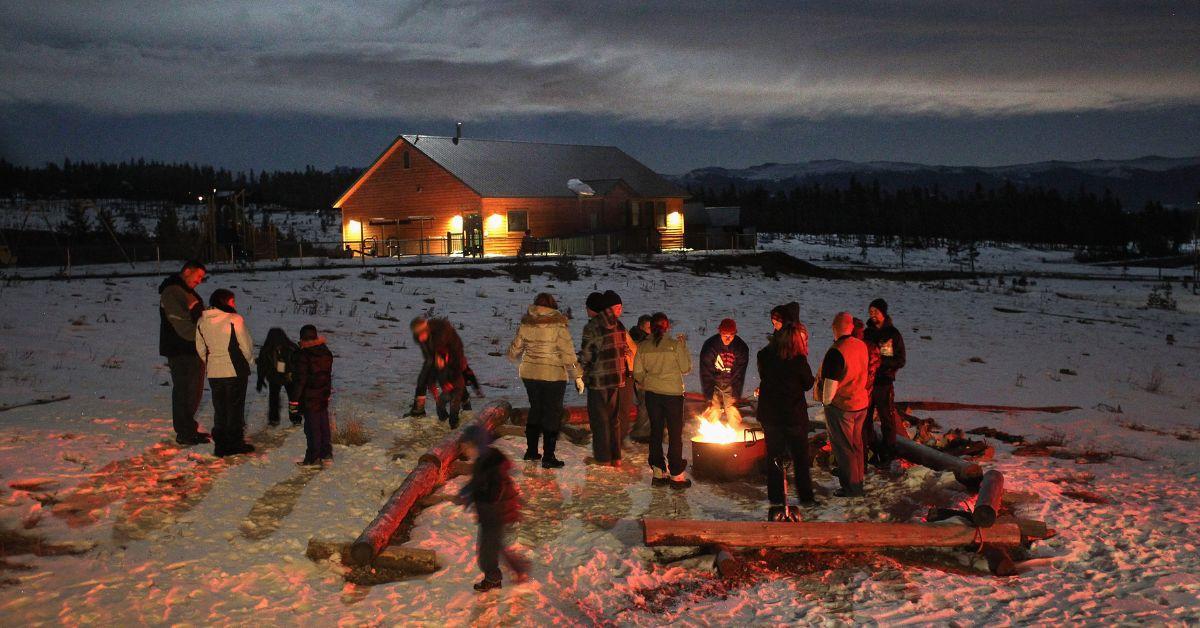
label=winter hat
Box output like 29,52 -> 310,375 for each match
460,424 -> 492,451
601,290 -> 622,311
718,318 -> 737,334
585,292 -> 605,313
869,298 -> 889,317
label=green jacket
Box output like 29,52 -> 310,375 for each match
633,335 -> 691,396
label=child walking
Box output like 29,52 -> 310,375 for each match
458,424 -> 529,591
294,324 -> 334,465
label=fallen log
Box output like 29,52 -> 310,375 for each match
349,400 -> 512,566
896,400 -> 1079,414
642,518 -> 1021,549
894,436 -> 984,488
973,470 -> 1005,528
375,546 -> 440,574
560,423 -> 591,444
0,394 -> 71,413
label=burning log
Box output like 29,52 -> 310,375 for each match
894,436 -> 984,488
973,470 -> 1005,527
642,518 -> 1022,549
349,401 -> 512,566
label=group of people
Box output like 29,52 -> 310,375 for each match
158,260 -> 336,465
158,259 -> 907,592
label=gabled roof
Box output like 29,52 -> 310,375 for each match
335,135 -> 689,207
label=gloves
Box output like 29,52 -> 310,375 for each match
574,377 -> 586,394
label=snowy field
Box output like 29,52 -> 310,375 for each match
0,240 -> 1198,624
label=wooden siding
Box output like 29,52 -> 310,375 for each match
339,138 -> 481,246
337,136 -> 685,256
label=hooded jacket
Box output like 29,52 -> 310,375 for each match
158,274 -> 203,357
507,305 -> 580,382
458,445 -> 521,525
195,307 -> 254,379
864,316 -> 906,385
256,328 -> 299,388
295,337 -> 333,412
633,334 -> 692,396
698,334 -> 750,398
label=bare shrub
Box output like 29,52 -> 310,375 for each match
1143,366 -> 1165,393
333,419 -> 371,446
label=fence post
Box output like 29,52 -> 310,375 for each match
606,235 -> 611,256
299,241 -> 304,268
156,244 -> 161,272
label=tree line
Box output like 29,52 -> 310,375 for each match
0,158 -> 360,210
693,178 -> 1197,257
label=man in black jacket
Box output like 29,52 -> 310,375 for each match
699,318 -> 749,426
863,298 -> 907,466
158,260 -> 209,445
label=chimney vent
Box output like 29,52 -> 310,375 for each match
453,122 -> 462,144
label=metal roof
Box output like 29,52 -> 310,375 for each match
402,135 -> 689,199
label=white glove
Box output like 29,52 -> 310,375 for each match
575,377 -> 586,394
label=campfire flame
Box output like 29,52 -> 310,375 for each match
694,416 -> 741,444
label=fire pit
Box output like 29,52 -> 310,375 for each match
691,419 -> 767,482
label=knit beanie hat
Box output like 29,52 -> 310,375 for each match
585,292 -> 605,313
602,290 -> 622,310
869,298 -> 889,316
718,318 -> 737,334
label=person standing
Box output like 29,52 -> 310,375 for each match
579,290 -> 632,466
699,318 -> 749,426
757,319 -> 815,517
458,424 -> 529,592
255,327 -> 301,427
159,260 -> 210,445
195,289 -> 255,457
633,313 -> 692,488
627,314 -> 654,443
295,325 -> 334,465
507,293 -> 584,469
816,312 -> 870,497
863,298 -> 907,467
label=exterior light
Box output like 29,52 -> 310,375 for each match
485,213 -> 504,234
346,219 -> 363,242
450,215 -> 463,233
666,211 -> 683,228
198,195 -> 204,202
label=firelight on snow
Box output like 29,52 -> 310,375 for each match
694,416 -> 740,444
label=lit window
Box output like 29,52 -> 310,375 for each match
654,201 -> 667,228
629,201 -> 640,227
346,219 -> 363,241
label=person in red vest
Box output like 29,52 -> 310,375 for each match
816,312 -> 870,497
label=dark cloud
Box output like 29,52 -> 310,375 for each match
3,1 -> 1197,121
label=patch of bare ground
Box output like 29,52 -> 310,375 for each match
240,464 -> 324,540
1119,421 -> 1199,442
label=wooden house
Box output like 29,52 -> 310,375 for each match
333,132 -> 690,256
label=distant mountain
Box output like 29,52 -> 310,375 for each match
670,156 -> 1200,209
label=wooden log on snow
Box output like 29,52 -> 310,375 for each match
306,538 -> 350,561
0,394 -> 70,413
349,401 -> 511,566
895,400 -> 1079,414
641,518 -> 1021,549
894,436 -> 984,488
560,423 -> 591,444
375,546 -> 441,574
973,470 -> 1005,528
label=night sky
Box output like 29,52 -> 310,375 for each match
2,1 -> 1198,173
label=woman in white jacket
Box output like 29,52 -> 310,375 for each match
195,289 -> 255,457
507,293 -> 583,469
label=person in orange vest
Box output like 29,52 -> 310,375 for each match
816,312 -> 871,497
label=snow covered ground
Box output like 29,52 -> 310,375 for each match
0,241 -> 1197,624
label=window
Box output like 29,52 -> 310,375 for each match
507,210 -> 528,233
402,151 -> 411,169
654,201 -> 667,228
628,201 -> 640,227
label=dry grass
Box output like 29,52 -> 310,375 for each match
333,419 -> 371,446
1142,366 -> 1165,393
